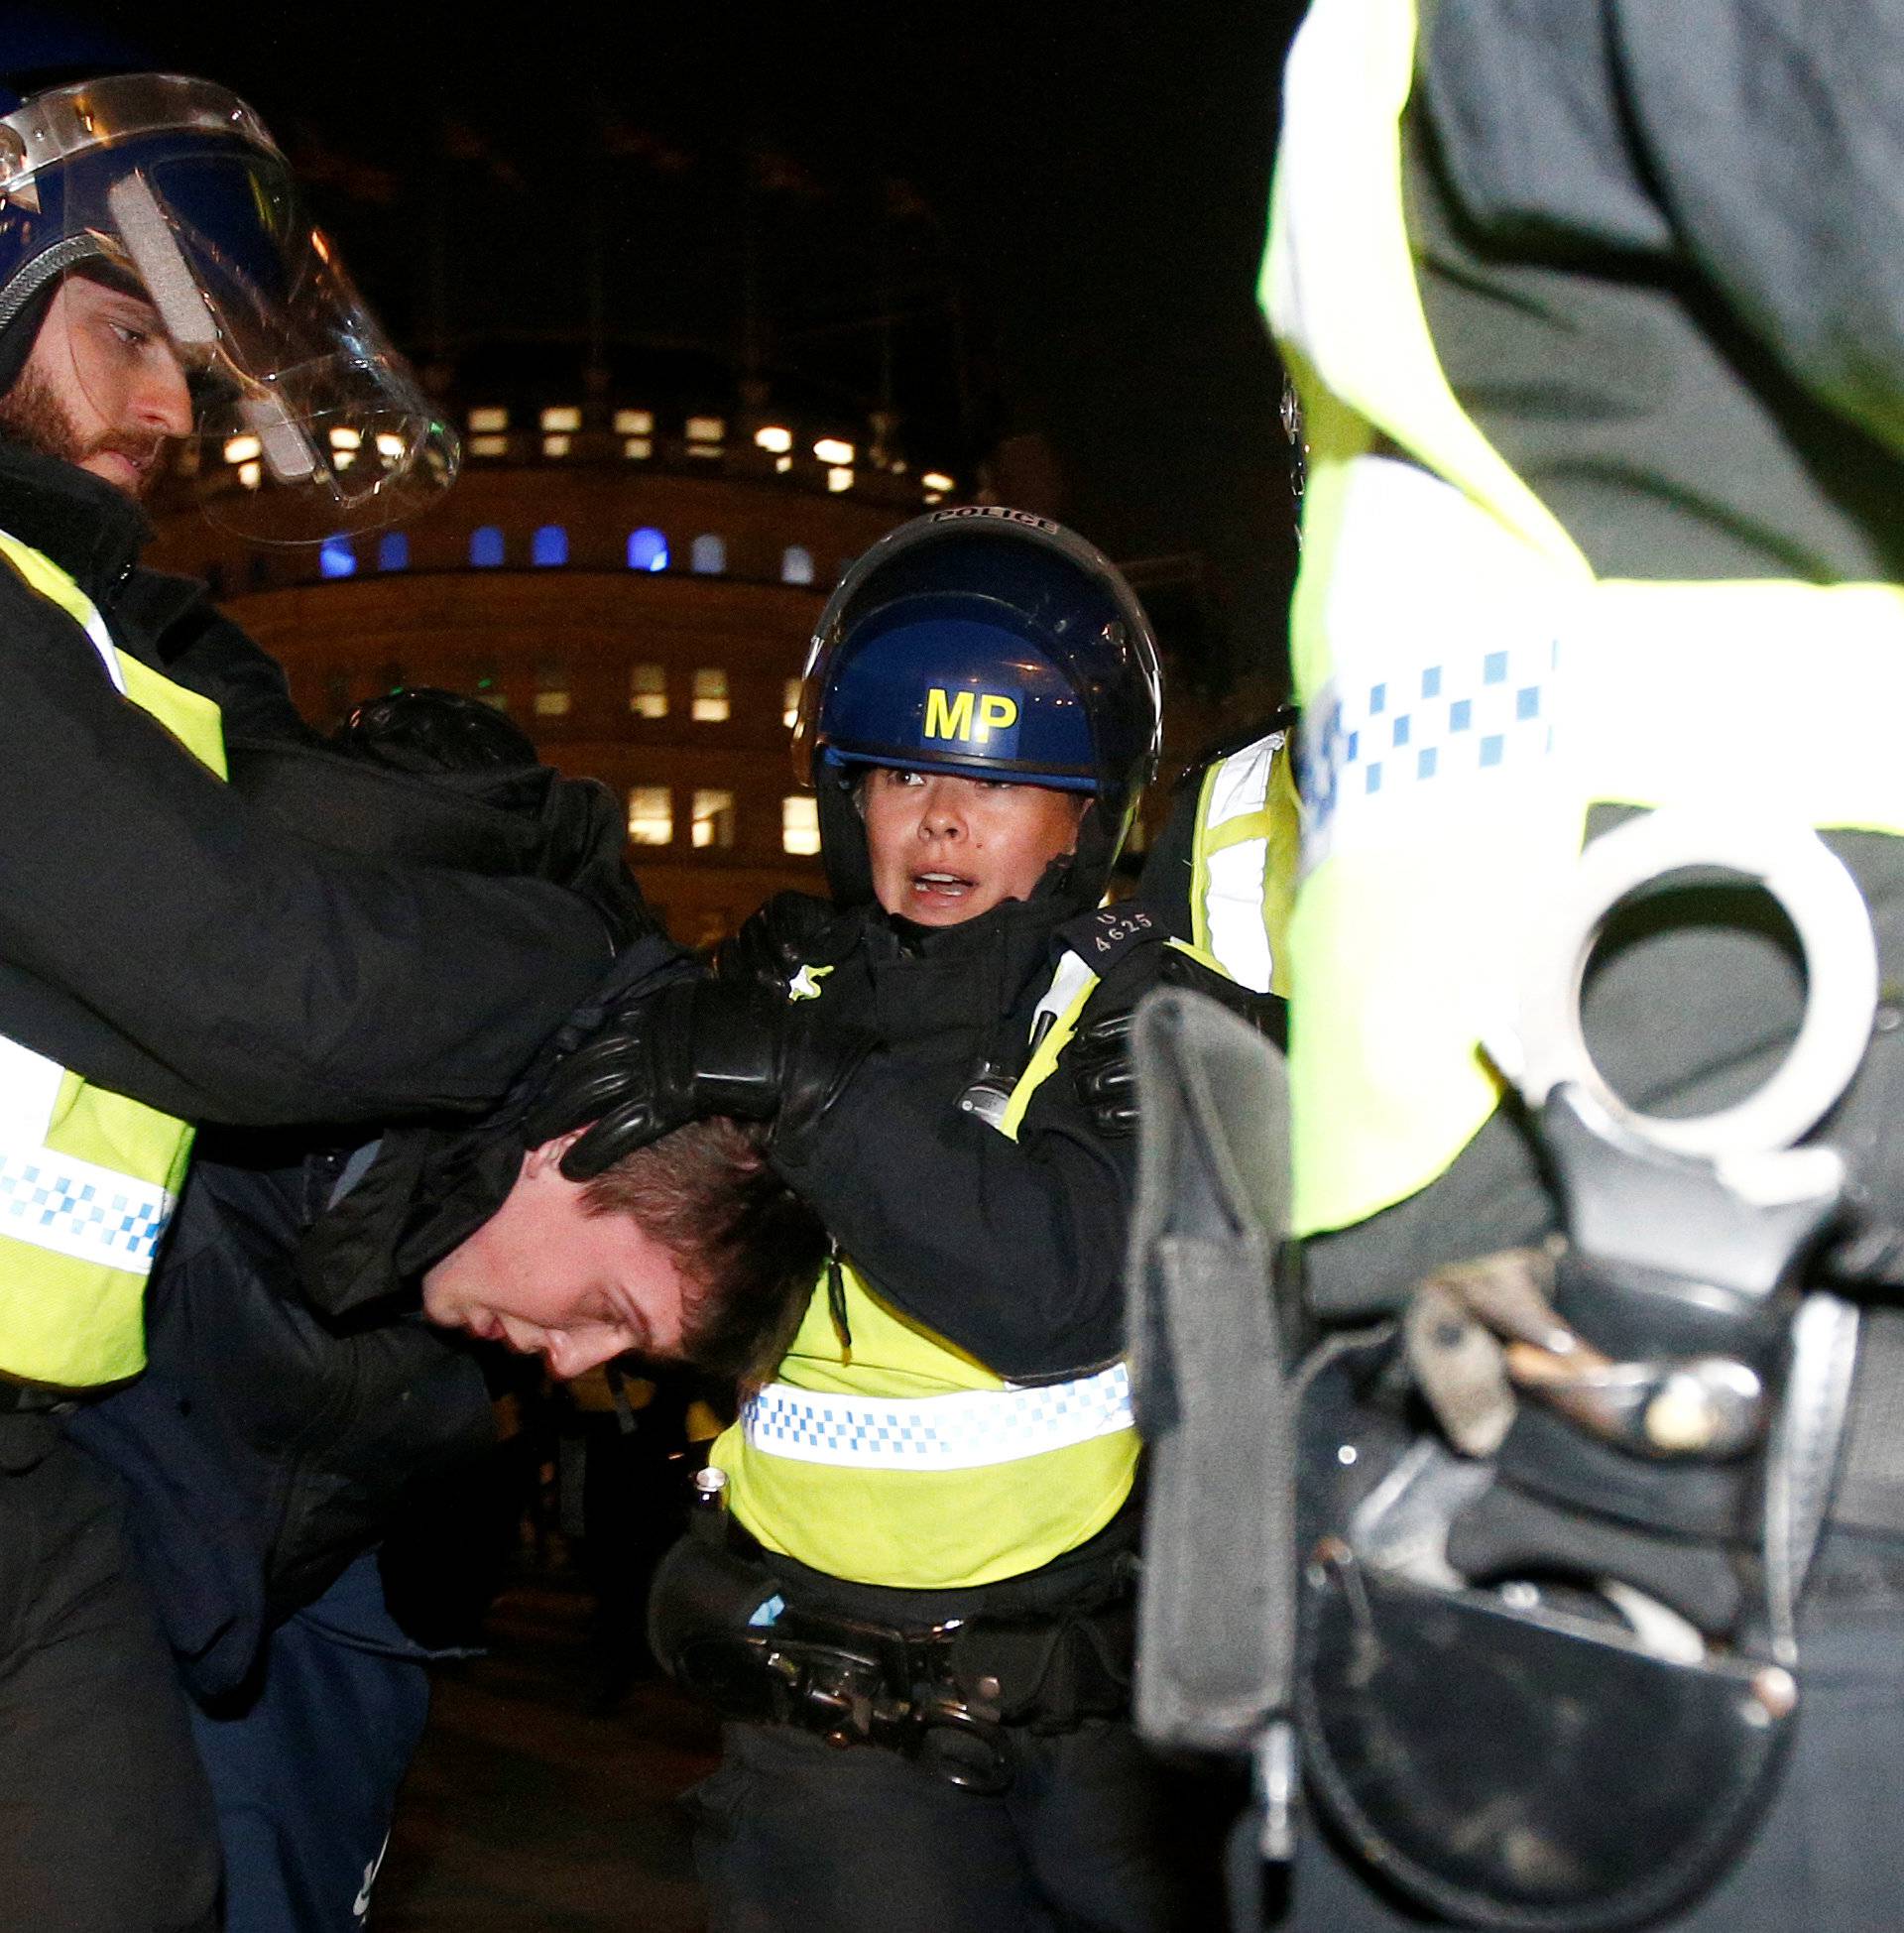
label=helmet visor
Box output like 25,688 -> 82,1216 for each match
5,81 -> 454,541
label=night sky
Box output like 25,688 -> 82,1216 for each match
10,3 -> 1303,686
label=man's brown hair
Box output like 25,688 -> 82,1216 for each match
579,1117 -> 824,1382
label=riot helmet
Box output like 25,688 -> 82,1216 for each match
0,71 -> 455,541
793,506 -> 1163,909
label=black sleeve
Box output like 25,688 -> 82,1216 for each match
1424,0 -> 1904,455
770,983 -> 1144,1383
0,579 -> 614,1126
1609,0 -> 1904,455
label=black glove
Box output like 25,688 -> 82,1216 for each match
520,978 -> 877,1179
713,891 -> 854,991
1071,953 -> 1288,1137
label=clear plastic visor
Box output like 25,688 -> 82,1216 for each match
6,90 -> 454,541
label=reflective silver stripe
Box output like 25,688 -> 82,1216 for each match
0,1144 -> 173,1273
742,1361 -> 1133,1471
1198,735 -> 1282,994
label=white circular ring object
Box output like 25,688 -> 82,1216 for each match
1516,809 -> 1879,1158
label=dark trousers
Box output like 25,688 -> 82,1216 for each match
0,1412 -> 220,1932
695,1715 -> 1231,1933
189,1551 -> 432,1933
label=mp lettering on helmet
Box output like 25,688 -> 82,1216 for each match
923,685 -> 1022,753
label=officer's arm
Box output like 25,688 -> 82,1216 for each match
769,1037 -> 1133,1382
1610,0 -> 1904,454
0,605 -> 615,1126
1425,0 -> 1904,456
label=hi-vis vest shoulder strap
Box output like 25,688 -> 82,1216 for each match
1263,0 -> 1904,1239
1188,731 -> 1299,998
0,530 -> 226,1389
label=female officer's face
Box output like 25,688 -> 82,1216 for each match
862,766 -> 1087,926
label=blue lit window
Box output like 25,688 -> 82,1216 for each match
470,526 -> 505,568
780,544 -> 814,586
318,537 -> 356,580
377,532 -> 409,572
533,524 -> 568,567
627,527 -> 669,572
691,533 -> 727,575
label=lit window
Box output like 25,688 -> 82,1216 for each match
629,663 -> 667,719
623,437 -> 653,460
540,406 -> 581,433
782,676 -> 802,728
468,434 -> 508,457
627,786 -> 672,846
781,545 -> 814,586
541,434 -> 571,458
614,409 -> 654,435
223,433 -> 262,465
754,424 -> 792,455
814,436 -> 855,466
627,527 -> 668,572
328,426 -> 362,451
781,795 -> 820,856
238,460 -> 262,490
690,534 -> 727,575
377,532 -> 409,571
468,406 -> 508,433
470,527 -> 505,567
691,668 -> 730,722
375,432 -> 405,462
774,454 -> 792,474
535,661 -> 570,716
686,416 -> 725,444
318,537 -> 356,580
921,471 -> 955,492
692,788 -> 736,850
532,525 -> 568,567
826,466 -> 854,493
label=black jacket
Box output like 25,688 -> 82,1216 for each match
63,723 -> 684,1697
0,437 -> 621,1127
1411,0 -> 1904,583
760,873 -> 1272,1385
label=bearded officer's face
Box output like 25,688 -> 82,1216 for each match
0,275 -> 192,498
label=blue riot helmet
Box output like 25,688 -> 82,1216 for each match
0,72 -> 456,542
792,506 -> 1163,908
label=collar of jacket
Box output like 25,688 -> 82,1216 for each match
855,891 -> 1072,1043
0,431 -> 151,604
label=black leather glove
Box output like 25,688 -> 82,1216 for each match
1072,953 -> 1288,1137
713,891 -> 853,991
520,979 -> 877,1179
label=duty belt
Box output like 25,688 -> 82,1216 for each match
650,1512 -> 1135,1793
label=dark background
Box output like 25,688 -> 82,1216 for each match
5,2 -> 1302,684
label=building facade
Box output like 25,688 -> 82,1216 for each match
145,390 -> 1239,947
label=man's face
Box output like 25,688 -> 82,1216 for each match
0,275 -> 191,497
862,765 -> 1087,926
420,1136 -> 697,1379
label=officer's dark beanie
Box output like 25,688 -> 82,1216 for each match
0,275 -> 61,396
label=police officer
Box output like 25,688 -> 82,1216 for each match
0,72 -> 641,1930
533,507 -> 1282,1933
1250,1 -> 1904,1927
